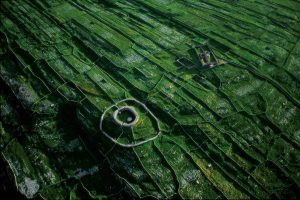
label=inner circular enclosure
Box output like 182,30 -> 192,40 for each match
113,106 -> 139,127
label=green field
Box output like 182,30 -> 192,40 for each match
0,0 -> 300,199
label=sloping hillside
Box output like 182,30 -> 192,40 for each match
0,0 -> 300,199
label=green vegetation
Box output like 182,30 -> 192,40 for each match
0,0 -> 300,199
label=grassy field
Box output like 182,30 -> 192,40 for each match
0,0 -> 300,199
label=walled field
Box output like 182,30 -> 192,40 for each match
0,0 -> 300,199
